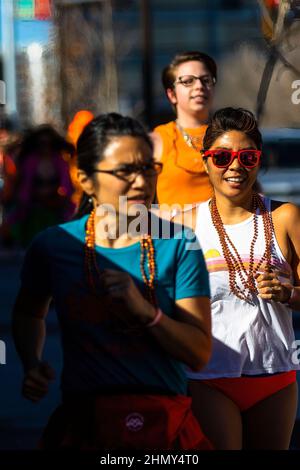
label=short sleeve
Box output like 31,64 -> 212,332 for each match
175,228 -> 210,300
20,231 -> 52,297
153,123 -> 173,160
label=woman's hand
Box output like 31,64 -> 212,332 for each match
99,269 -> 156,327
22,361 -> 55,402
256,271 -> 293,303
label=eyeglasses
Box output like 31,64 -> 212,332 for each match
202,149 -> 262,169
91,162 -> 163,183
174,74 -> 216,89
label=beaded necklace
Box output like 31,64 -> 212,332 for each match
84,209 -> 157,308
210,192 -> 274,303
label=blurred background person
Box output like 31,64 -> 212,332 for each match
0,116 -> 21,248
5,124 -> 75,248
66,110 -> 94,208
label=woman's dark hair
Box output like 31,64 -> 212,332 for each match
75,112 -> 153,218
203,107 -> 262,151
162,51 -> 217,92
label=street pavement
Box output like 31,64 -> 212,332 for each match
0,252 -> 300,450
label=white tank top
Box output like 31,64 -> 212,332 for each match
188,196 -> 299,379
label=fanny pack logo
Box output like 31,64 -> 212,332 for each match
125,412 -> 144,432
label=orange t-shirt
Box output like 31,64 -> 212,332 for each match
154,121 -> 213,209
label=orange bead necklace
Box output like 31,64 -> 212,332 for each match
84,209 -> 157,307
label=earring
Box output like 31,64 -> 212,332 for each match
88,197 -> 93,204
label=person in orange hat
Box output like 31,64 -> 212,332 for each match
67,110 -> 94,207
68,110 -> 94,146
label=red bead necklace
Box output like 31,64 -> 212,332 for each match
210,192 -> 274,303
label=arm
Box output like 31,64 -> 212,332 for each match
257,203 -> 300,310
101,230 -> 212,372
147,296 -> 212,371
157,232 -> 211,370
12,287 -> 55,401
149,131 -> 163,162
100,270 -> 211,372
284,203 -> 300,310
12,287 -> 51,371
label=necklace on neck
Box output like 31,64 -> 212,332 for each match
176,120 -> 207,152
210,192 -> 274,303
84,209 -> 157,327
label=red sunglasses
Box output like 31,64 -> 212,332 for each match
202,149 -> 262,169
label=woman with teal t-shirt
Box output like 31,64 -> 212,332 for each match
12,113 -> 212,450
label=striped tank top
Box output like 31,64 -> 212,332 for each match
187,196 -> 299,379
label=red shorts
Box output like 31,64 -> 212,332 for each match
200,371 -> 297,412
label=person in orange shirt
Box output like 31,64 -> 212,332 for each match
151,51 -> 217,211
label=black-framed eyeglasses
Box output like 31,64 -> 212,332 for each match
91,162 -> 163,183
174,74 -> 216,89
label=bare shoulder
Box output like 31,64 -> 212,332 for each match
149,131 -> 163,162
172,205 -> 198,230
272,200 -> 300,226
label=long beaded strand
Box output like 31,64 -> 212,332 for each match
210,192 -> 274,302
85,209 -> 157,309
140,235 -> 157,308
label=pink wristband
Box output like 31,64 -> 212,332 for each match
146,308 -> 163,328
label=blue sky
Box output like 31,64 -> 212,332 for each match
15,19 -> 51,47
0,19 -> 51,49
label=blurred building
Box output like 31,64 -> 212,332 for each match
138,0 -> 262,124
52,0 -> 262,128
1,0 -> 299,129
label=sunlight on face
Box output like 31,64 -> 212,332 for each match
168,60 -> 214,117
204,130 -> 260,200
93,136 -> 156,214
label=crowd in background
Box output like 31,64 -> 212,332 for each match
0,112 -> 94,249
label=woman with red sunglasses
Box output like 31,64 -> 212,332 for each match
174,107 -> 300,449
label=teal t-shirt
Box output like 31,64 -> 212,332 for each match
21,214 -> 210,396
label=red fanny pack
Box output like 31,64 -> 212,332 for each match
40,394 -> 212,450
